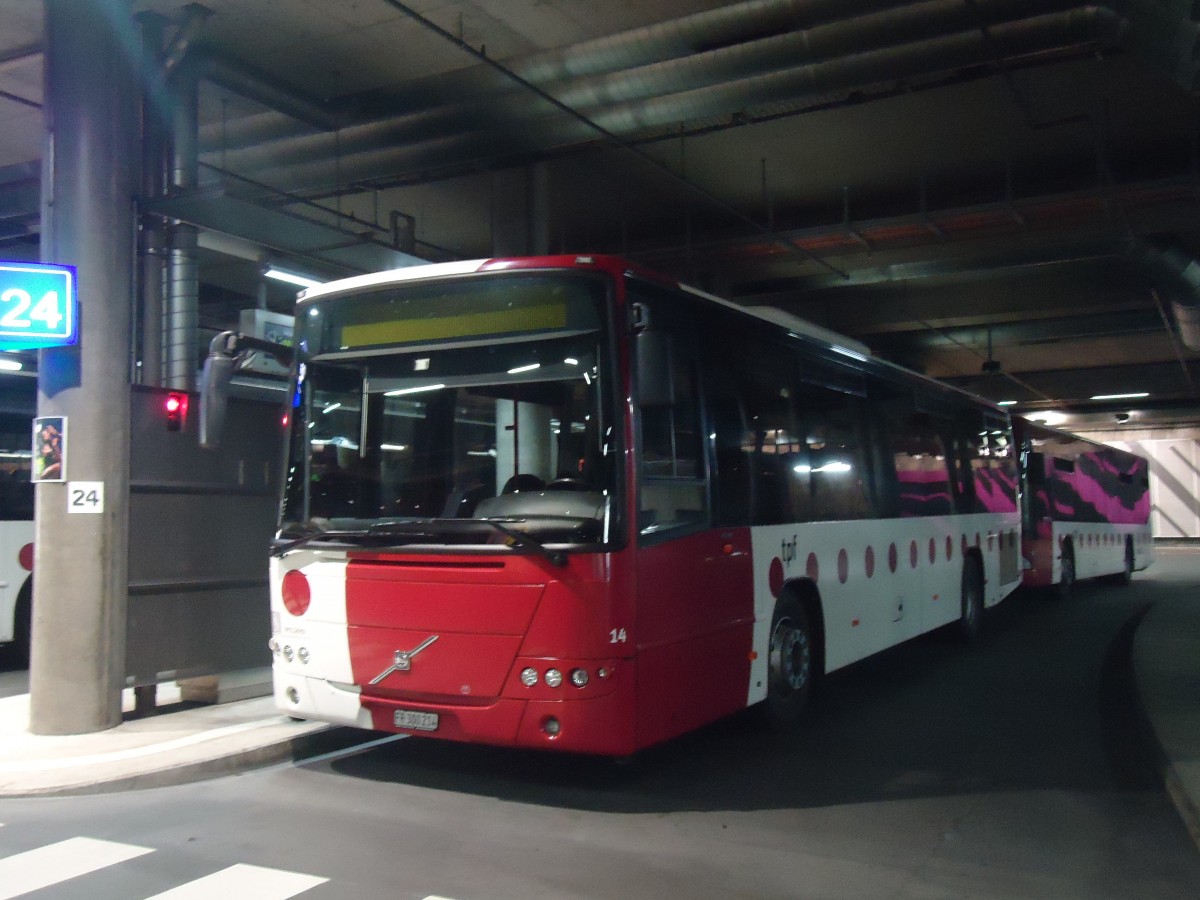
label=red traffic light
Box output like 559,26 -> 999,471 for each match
165,391 -> 188,431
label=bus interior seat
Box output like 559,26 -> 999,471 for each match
501,473 -> 545,494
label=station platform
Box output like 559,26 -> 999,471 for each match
0,561 -> 1196,857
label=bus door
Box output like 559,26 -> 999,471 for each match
631,302 -> 752,745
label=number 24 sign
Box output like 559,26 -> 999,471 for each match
0,262 -> 77,350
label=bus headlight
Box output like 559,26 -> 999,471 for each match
569,668 -> 589,687
544,668 -> 563,688
519,667 -> 538,687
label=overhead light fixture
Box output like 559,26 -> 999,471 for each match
1090,391 -> 1149,401
264,266 -> 323,289
996,400 -> 1017,407
0,356 -> 22,372
384,383 -> 445,396
1027,411 -> 1068,427
507,363 -> 541,374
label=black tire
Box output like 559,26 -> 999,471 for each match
1056,541 -> 1076,600
760,594 -> 814,728
959,556 -> 984,641
1108,538 -> 1134,586
8,580 -> 31,669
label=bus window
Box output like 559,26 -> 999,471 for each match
794,383 -> 875,521
885,407 -> 954,517
708,389 -> 753,526
637,337 -> 706,535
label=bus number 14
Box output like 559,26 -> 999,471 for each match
609,628 -> 627,644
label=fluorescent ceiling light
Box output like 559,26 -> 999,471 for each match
1090,391 -> 1149,401
1027,411 -> 1068,427
507,363 -> 541,374
996,400 -> 1017,406
0,357 -> 22,372
385,383 -> 445,396
264,266 -> 323,289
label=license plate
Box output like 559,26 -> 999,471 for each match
394,709 -> 439,732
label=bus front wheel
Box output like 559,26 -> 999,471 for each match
761,595 -> 813,728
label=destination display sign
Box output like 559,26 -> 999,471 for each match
0,261 -> 78,350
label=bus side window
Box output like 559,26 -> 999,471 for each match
884,407 -> 953,517
795,383 -> 875,521
709,389 -> 753,526
637,336 -> 707,535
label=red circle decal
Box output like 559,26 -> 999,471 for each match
769,557 -> 784,597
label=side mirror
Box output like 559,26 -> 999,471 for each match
635,329 -> 674,408
199,333 -> 237,449
199,331 -> 295,449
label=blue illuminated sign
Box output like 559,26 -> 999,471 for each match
0,261 -> 77,350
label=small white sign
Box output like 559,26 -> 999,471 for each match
67,481 -> 104,514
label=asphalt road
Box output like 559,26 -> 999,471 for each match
1,551 -> 1199,898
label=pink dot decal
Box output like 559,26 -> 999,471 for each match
769,557 -> 784,597
888,542 -> 898,573
838,549 -> 849,584
807,552 -> 819,582
865,546 -> 875,579
928,537 -> 936,564
910,540 -> 919,569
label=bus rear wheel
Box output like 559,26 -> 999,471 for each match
959,556 -> 984,641
1106,538 -> 1134,586
761,595 -> 813,728
8,581 -> 31,669
1057,542 -> 1076,600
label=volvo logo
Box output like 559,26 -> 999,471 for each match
369,635 -> 439,684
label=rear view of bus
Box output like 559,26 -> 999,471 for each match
1015,416 -> 1154,596
268,257 -> 636,755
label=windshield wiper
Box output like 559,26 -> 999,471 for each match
366,519 -> 568,567
271,525 -> 370,557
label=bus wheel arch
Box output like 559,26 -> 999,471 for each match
959,550 -> 985,641
760,579 -> 824,729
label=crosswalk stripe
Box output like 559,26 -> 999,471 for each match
0,836 -> 154,899
141,863 -> 329,899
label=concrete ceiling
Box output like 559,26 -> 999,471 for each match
2,0 -> 1200,432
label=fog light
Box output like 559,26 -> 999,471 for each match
298,647 -> 310,664
286,686 -> 300,704
543,717 -> 561,736
597,667 -> 610,680
544,668 -> 563,688
283,645 -> 294,662
520,667 -> 538,687
569,668 -> 589,687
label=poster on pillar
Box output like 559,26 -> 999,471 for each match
31,416 -> 66,482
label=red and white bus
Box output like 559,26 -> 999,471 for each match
209,255 -> 1021,756
0,370 -> 34,666
1014,415 -> 1153,597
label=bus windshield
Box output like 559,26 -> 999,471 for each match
279,272 -> 618,549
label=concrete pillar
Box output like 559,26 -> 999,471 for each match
490,163 -> 552,256
32,0 -> 137,734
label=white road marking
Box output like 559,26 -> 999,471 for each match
142,863 -> 329,899
0,836 -> 154,899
